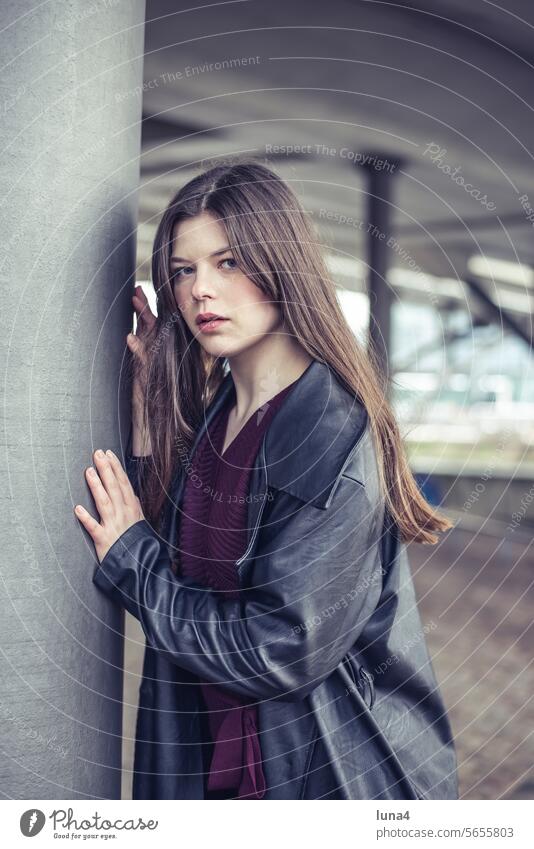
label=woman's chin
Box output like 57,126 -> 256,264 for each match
197,338 -> 234,358
194,324 -> 271,359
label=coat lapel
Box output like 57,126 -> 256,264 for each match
263,359 -> 368,508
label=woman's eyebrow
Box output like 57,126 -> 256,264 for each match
170,246 -> 232,264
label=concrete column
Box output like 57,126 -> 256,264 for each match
360,158 -> 402,387
0,1 -> 145,798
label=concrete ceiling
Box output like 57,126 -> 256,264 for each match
137,0 -> 534,333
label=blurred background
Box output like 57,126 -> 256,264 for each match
1,0 -> 532,802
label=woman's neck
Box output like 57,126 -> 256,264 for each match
226,341 -> 314,425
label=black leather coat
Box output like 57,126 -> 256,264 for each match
93,358 -> 459,799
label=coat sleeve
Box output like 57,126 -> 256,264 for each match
92,475 -> 384,702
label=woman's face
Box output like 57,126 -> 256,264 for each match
170,212 -> 283,358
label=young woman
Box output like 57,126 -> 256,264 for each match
75,159 -> 459,800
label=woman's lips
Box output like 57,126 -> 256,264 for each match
198,317 -> 230,333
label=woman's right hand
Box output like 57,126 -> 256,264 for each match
126,284 -> 157,405
127,286 -> 157,456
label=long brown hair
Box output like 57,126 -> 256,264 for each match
134,157 -> 452,545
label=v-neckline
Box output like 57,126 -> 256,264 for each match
219,388 -> 272,459
218,373 -> 302,459
219,400 -> 252,459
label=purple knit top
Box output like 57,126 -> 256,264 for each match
178,377 -> 298,799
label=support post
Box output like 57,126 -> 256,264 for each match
0,0 -> 146,799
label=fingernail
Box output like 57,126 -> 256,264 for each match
87,467 -> 95,476
95,449 -> 104,458
106,449 -> 114,458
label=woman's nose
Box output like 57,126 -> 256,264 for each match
190,267 -> 217,300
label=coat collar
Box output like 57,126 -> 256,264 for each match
201,358 -> 368,509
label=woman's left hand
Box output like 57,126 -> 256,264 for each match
74,449 -> 145,563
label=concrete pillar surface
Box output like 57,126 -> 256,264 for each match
0,0 -> 145,799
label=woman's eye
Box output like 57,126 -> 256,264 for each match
172,266 -> 193,281
172,258 -> 237,282
220,257 -> 237,270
